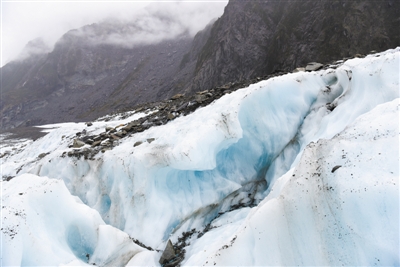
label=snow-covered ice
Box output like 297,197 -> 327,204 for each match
1,174 -> 145,266
186,98 -> 399,266
1,48 -> 399,265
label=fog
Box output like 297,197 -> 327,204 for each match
1,1 -> 228,67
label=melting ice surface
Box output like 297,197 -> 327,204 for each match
1,48 -> 399,266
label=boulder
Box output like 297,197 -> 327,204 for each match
110,134 -> 120,140
114,132 -> 124,138
167,113 -> 175,120
171,93 -> 184,100
86,122 -> 93,127
159,240 -> 176,265
305,62 -> 323,71
195,94 -> 207,104
93,135 -> 101,141
73,139 -> 85,148
133,141 -> 143,147
101,140 -> 112,147
292,67 -> 305,73
331,165 -> 342,173
197,90 -> 209,95
91,140 -> 102,147
37,152 -> 49,159
147,138 -> 155,143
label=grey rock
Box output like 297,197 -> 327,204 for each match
171,93 -> 184,100
292,67 -> 305,73
114,132 -> 124,138
91,140 -> 102,147
197,90 -> 209,95
195,94 -> 206,104
176,103 -> 188,112
159,240 -> 176,265
105,126 -> 113,132
73,139 -> 86,148
102,140 -> 112,147
110,134 -> 120,140
331,165 -> 342,173
167,113 -> 175,120
38,152 -> 48,159
305,62 -> 324,71
85,139 -> 94,145
86,122 -> 93,127
133,141 -> 143,147
147,138 -> 155,143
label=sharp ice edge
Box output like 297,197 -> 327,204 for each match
1,47 -> 399,266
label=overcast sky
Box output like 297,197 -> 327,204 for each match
1,0 -> 228,67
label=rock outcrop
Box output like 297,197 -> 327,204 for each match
190,0 -> 400,91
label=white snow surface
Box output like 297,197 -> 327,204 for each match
1,174 -> 145,266
185,98 -> 399,266
1,47 -> 399,265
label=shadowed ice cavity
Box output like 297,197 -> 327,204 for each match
153,75 -> 332,240
67,224 -> 96,262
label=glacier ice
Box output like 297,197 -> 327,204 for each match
187,98 -> 399,266
1,174 -> 145,266
1,47 -> 399,265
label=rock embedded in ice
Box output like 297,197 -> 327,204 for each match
305,62 -> 324,71
159,239 -> 176,264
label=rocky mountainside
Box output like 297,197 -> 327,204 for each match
191,0 -> 400,90
1,0 -> 399,130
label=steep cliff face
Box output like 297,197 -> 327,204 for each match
191,0 -> 400,91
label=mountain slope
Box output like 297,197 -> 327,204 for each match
191,0 -> 400,91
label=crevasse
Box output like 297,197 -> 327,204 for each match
2,48 -> 399,253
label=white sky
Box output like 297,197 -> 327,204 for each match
1,0 -> 228,67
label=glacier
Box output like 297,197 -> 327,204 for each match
1,48 -> 399,266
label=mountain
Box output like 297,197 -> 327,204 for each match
0,25 -> 195,129
2,48 -> 399,266
190,0 -> 400,90
1,0 -> 399,131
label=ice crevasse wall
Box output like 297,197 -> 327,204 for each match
1,48 -> 399,265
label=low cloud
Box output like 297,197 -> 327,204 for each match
1,1 -> 228,66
